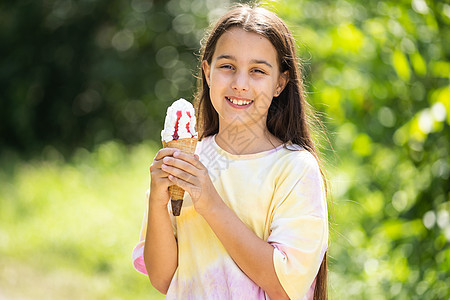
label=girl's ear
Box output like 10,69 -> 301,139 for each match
202,60 -> 211,87
274,70 -> 289,97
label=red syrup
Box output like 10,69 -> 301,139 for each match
172,110 -> 182,140
186,111 -> 192,136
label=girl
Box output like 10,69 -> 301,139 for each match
133,4 -> 329,300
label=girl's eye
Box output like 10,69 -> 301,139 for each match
220,65 -> 234,70
252,69 -> 266,75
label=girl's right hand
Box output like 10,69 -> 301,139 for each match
148,148 -> 179,208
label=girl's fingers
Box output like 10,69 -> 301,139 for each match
172,151 -> 204,169
155,177 -> 172,186
154,147 -> 178,160
150,159 -> 172,178
162,164 -> 196,184
162,154 -> 200,175
168,175 -> 202,200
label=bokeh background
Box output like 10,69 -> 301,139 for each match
0,0 -> 449,299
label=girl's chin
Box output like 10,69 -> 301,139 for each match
219,116 -> 261,130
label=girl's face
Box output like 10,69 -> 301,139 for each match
202,27 -> 287,134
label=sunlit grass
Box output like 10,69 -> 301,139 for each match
0,141 -> 164,299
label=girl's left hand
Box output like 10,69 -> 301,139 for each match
161,150 -> 220,216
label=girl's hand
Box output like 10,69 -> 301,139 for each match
149,148 -> 180,208
161,150 -> 220,216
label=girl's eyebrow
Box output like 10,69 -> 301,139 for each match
216,54 -> 273,69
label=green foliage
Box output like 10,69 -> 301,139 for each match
0,0 -> 449,299
268,0 -> 449,298
0,0 -> 214,155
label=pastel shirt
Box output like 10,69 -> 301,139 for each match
133,135 -> 328,300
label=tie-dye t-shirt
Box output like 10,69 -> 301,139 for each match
133,135 -> 328,300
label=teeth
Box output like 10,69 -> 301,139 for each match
227,97 -> 252,106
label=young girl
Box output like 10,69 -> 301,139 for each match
133,4 -> 329,300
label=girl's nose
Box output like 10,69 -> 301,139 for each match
231,71 -> 249,92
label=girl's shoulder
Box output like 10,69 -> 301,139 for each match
276,143 -> 321,174
282,142 -> 318,162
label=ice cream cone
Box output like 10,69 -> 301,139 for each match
162,138 -> 198,216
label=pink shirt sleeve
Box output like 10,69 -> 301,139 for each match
132,189 -> 178,275
132,190 -> 150,275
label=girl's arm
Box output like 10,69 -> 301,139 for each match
143,148 -> 179,294
143,198 -> 178,294
161,151 -> 290,299
202,196 -> 290,299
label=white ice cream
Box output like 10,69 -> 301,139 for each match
161,98 -> 198,143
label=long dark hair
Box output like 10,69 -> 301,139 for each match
194,4 -> 328,299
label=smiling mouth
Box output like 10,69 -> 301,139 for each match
225,96 -> 253,106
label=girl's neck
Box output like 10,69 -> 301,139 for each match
215,123 -> 283,155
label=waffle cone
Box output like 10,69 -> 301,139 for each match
162,138 -> 198,216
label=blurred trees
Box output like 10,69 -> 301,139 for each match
0,0 -> 448,299
272,0 -> 449,298
0,0 -> 221,156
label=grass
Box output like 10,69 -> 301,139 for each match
0,141 -> 164,299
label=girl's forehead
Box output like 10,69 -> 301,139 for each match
212,27 -> 278,64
